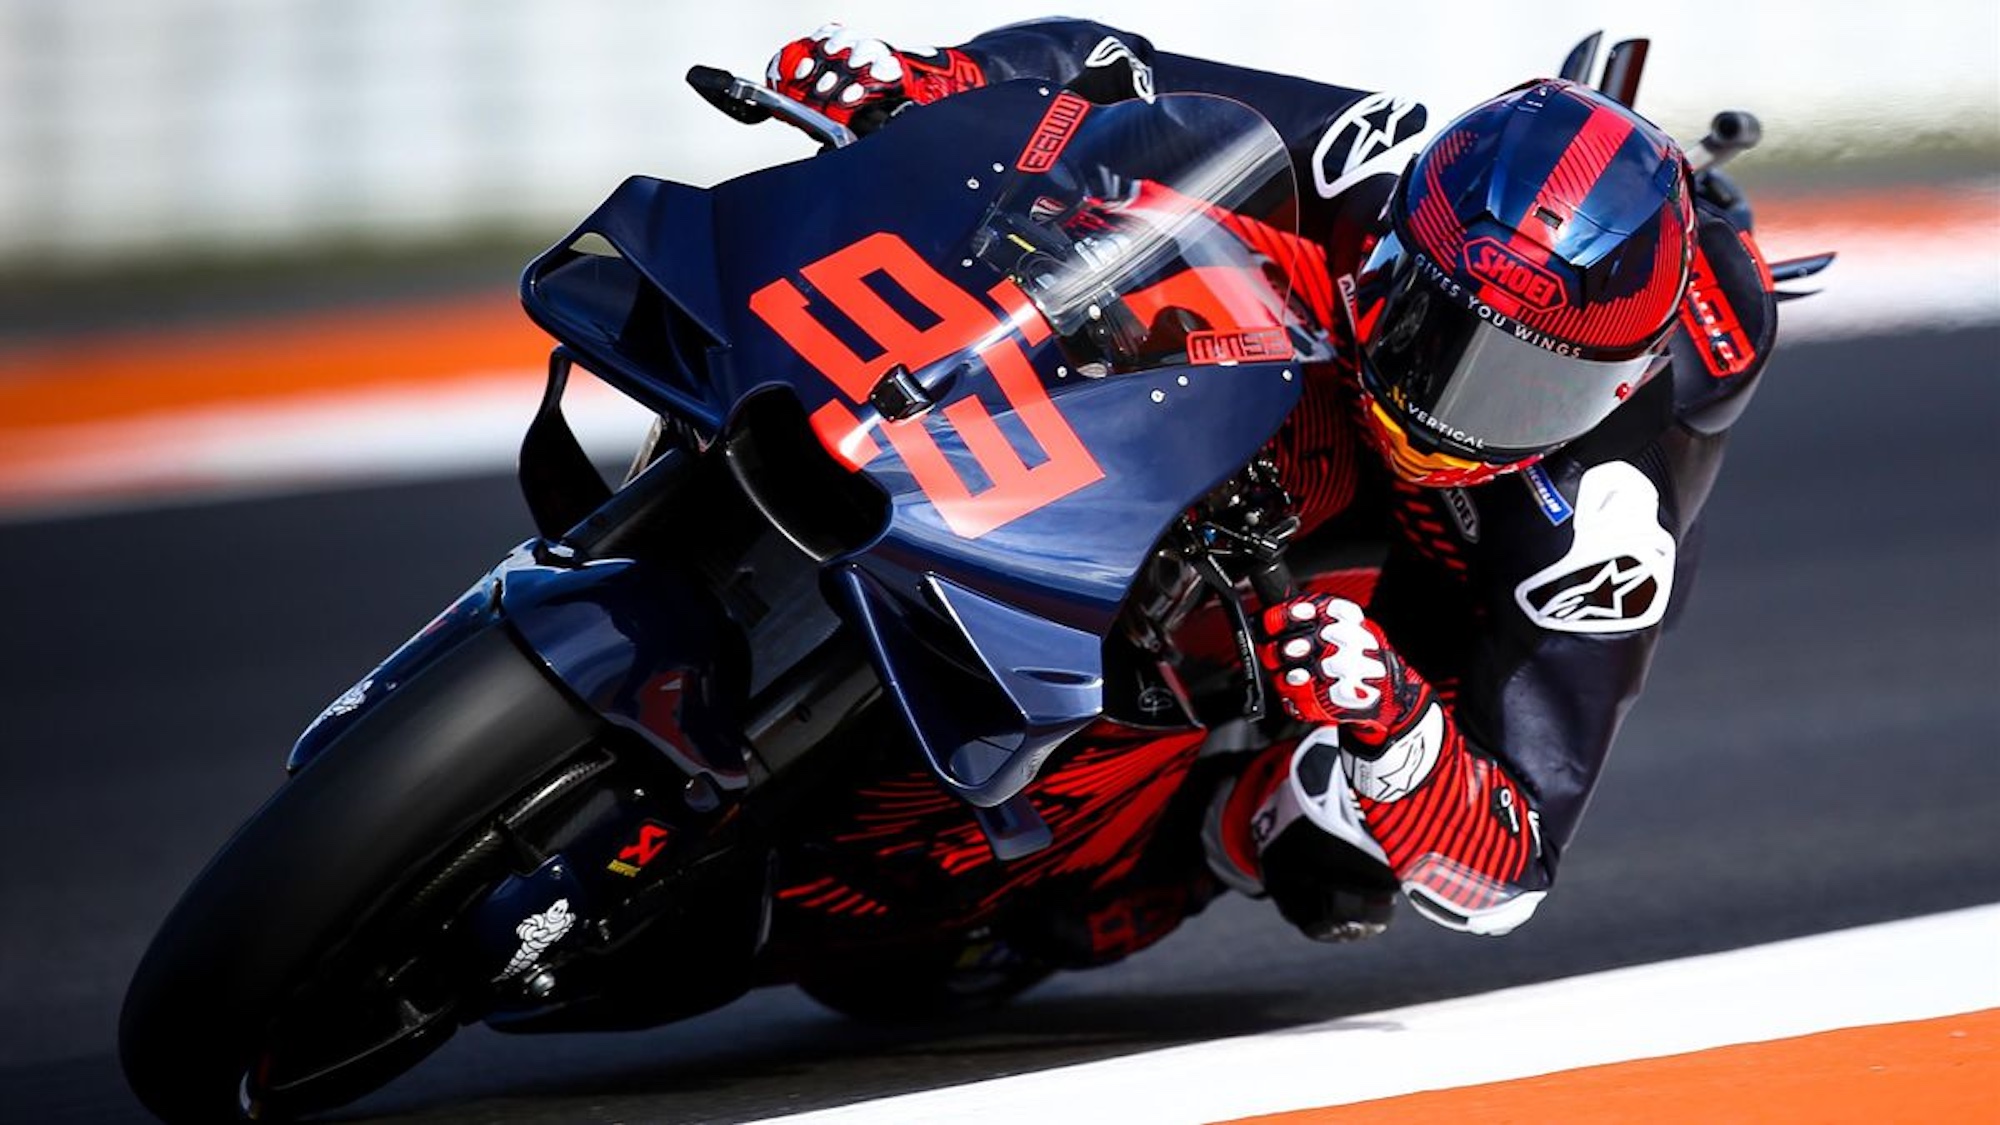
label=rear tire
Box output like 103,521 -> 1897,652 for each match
120,626 -> 598,1123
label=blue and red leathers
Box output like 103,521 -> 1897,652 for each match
769,19 -> 1780,944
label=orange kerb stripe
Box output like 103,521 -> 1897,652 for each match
0,185 -> 1986,447
1221,1007 -> 2000,1125
1755,185 -> 1999,238
0,289 -> 550,432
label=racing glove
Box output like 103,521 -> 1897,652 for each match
1260,594 -> 1427,738
766,24 -> 985,134
1241,594 -> 1548,935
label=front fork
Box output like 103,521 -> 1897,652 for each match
465,739 -> 770,1033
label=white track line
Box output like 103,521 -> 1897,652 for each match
748,903 -> 2000,1125
0,371 -> 658,520
1764,221 -> 2000,341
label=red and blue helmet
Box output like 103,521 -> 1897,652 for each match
1351,79 -> 1695,486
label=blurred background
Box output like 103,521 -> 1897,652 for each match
0,0 -> 1995,510
0,4 -> 1995,1123
0,0 -> 1994,266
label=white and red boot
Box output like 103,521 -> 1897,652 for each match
1209,595 -> 1548,937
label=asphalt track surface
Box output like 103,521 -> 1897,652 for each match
3,326 -> 1996,1123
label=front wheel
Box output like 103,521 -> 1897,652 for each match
120,626 -> 599,1123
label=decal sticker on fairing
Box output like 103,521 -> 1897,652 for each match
321,678 -> 372,718
1312,92 -> 1429,200
1017,92 -> 1092,173
1514,461 -> 1676,633
750,232 -> 1105,539
501,898 -> 575,978
606,821 -> 671,877
1187,326 -> 1289,364
1084,35 -> 1155,103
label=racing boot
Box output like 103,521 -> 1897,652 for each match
1216,594 -> 1551,937
1204,735 -> 1398,942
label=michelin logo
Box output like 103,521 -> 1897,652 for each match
501,898 -> 575,978
1521,463 -> 1574,526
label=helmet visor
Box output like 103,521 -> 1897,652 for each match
1354,231 -> 1662,463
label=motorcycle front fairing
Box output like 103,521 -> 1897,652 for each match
524,84 -> 1316,809
288,518 -> 748,793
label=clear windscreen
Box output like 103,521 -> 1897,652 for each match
967,93 -> 1316,375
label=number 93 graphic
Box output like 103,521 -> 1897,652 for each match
750,232 -> 1103,540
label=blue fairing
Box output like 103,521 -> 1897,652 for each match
291,542 -> 743,788
289,577 -> 500,772
521,84 -> 1314,804
498,555 -> 748,789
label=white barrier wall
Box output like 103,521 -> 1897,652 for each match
1,0 -> 1994,266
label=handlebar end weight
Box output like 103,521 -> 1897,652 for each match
686,66 -> 771,125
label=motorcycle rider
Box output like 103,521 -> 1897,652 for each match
763,21 -> 1780,943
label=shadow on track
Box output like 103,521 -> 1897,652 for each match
4,329 -> 1996,1124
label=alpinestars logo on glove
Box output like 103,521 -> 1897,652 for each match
1345,703 -> 1445,802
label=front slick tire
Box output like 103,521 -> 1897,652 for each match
120,626 -> 597,1123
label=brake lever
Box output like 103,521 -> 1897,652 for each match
685,66 -> 858,150
1183,515 -> 1301,723
1190,551 -> 1267,721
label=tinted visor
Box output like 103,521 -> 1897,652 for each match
1355,231 -> 1662,464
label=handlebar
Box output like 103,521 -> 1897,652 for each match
685,65 -> 857,150
1687,110 -> 1761,174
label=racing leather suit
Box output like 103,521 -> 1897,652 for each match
782,18 -> 1780,942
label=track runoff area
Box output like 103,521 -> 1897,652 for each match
2,183 -> 1992,517
4,183 -> 1993,1119
745,906 -> 2000,1124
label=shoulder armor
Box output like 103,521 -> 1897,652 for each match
1667,198 -> 1780,434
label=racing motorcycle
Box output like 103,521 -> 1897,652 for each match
120,36 -> 1832,1123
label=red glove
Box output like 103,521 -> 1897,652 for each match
1254,594 -> 1546,935
765,24 -> 984,132
1257,594 -> 1428,746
